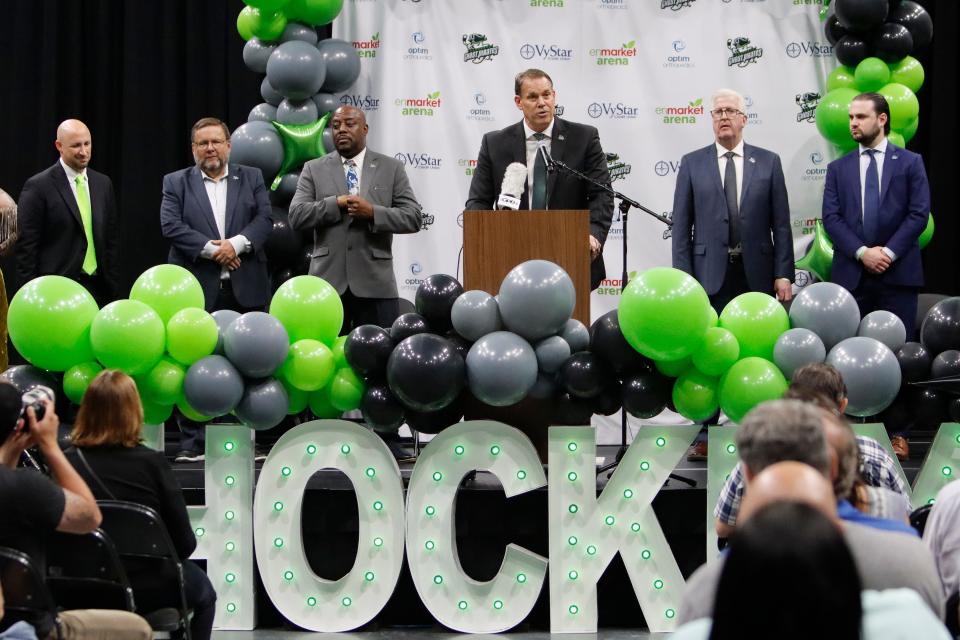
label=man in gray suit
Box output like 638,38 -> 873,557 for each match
290,105 -> 422,332
671,89 -> 794,314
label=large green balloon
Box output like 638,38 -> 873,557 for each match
142,398 -> 174,425
8,276 -> 99,372
919,213 -> 934,250
284,0 -> 343,26
854,57 -> 891,92
691,327 -> 740,377
280,378 -> 309,414
718,357 -> 788,424
878,82 -> 919,130
815,88 -> 859,150
90,300 -> 165,375
279,339 -> 336,391
672,370 -> 720,423
130,264 -> 205,325
887,131 -> 906,148
251,7 -> 287,41
166,308 -> 219,365
308,385 -> 341,418
269,275 -> 343,345
897,115 -> 919,143
63,361 -> 104,405
331,335 -> 348,369
329,367 -> 364,412
618,267 -> 714,361
795,219 -> 834,282
655,356 -> 692,378
248,0 -> 291,12
889,56 -> 924,93
719,293 -> 790,362
237,6 -> 256,41
137,357 -> 186,406
826,65 -> 857,91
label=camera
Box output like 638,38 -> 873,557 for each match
19,386 -> 54,430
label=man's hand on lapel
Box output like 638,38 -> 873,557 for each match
345,195 -> 374,219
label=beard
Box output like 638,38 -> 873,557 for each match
853,126 -> 882,147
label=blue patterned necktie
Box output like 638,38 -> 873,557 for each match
345,159 -> 359,195
863,148 -> 880,245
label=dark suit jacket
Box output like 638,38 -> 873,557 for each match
16,162 -> 122,299
160,163 -> 273,310
821,143 -> 929,291
671,142 -> 794,296
464,118 -> 614,290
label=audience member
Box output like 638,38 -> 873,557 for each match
924,480 -> 960,600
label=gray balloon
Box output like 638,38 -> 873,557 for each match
266,40 -> 327,101
260,77 -> 284,106
450,290 -> 502,341
280,22 -> 319,45
857,310 -> 907,353
559,319 -> 589,353
773,328 -> 826,379
248,102 -> 279,123
243,38 -> 276,74
277,98 -> 319,125
788,282 -> 861,351
212,309 -> 241,356
528,372 -> 557,400
235,378 -> 289,430
498,260 -> 575,342
317,39 -> 362,93
321,127 -> 334,154
230,121 -> 284,184
223,312 -> 290,378
312,93 -> 339,116
184,355 -> 244,417
534,336 -> 571,374
826,337 -> 901,417
466,331 -> 538,407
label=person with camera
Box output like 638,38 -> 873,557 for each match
0,382 -> 152,639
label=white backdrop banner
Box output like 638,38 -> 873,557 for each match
334,0 -> 835,443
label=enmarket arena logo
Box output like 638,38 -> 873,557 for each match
467,92 -> 494,122
395,91 -> 442,116
405,31 -> 432,60
661,0 -> 696,10
519,43 -> 573,62
653,159 -> 681,177
785,41 -> 833,58
796,91 -> 820,123
339,94 -> 381,111
587,101 -> 639,119
394,152 -> 443,170
596,271 -> 637,296
606,152 -> 632,182
589,40 -> 637,66
530,0 -> 564,6
458,158 -> 478,177
655,97 -> 704,124
463,33 -> 500,63
352,32 -> 380,58
665,39 -> 694,68
726,36 -> 763,67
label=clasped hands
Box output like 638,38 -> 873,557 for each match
211,239 -> 241,270
337,194 -> 374,219
861,246 -> 892,275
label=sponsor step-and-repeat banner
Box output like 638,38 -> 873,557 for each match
334,0 -> 835,442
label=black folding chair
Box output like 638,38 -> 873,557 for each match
46,529 -> 136,612
0,546 -> 61,639
910,503 -> 934,536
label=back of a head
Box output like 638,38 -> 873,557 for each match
735,399 -> 830,477
709,502 -> 862,640
0,382 -> 22,445
71,370 -> 144,448
789,362 -> 846,410
739,461 -> 838,523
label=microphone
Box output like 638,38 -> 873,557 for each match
537,142 -> 555,173
496,162 -> 528,210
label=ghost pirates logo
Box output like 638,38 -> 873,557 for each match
463,33 -> 500,63
726,36 -> 763,67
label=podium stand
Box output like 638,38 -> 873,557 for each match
462,209 -> 591,326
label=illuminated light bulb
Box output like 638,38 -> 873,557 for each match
373,537 -> 384,547
225,541 -> 236,552
281,466 -> 292,477
943,466 -> 953,477
225,510 -> 235,521
225,572 -> 236,583
365,467 -> 376,478
640,461 -> 650,471
726,443 -> 737,454
654,579 -> 664,590
425,505 -> 436,517
641,549 -> 652,560
490,445 -> 501,456
273,501 -> 284,512
586,545 -> 597,555
623,488 -> 634,499
307,597 -> 317,607
224,475 -> 235,487
655,436 -> 666,448
605,515 -> 615,526
956,434 -> 960,445
273,537 -> 284,548
568,570 -> 578,580
569,604 -> 579,615
631,522 -> 641,533
516,573 -> 527,584
494,599 -> 504,610
458,600 -> 468,610
340,444 -> 351,455
342,596 -> 352,607
568,504 -> 579,514
568,535 -> 578,546
567,442 -> 578,452
454,445 -> 465,455
306,444 -> 317,455
224,441 -> 235,452
928,498 -> 937,505
283,570 -> 294,581
373,500 -> 384,511
516,470 -> 527,480
432,471 -> 443,481
433,575 -> 443,584
195,527 -> 205,537
365,571 -> 375,582
226,602 -> 237,613
666,609 -> 676,619
568,471 -> 578,482
425,540 -> 435,551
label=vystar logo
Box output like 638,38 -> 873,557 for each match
467,92 -> 494,122
661,0 -> 696,10
589,40 -> 637,66
665,39 -> 694,68
606,152 -> 632,182
519,43 -> 573,61
394,152 -> 443,170
352,32 -> 380,58
587,101 -> 639,119
596,271 -> 638,296
463,33 -> 500,63
786,41 -> 833,58
654,160 -> 681,177
727,36 -> 763,67
795,91 -> 820,123
458,158 -> 478,177
405,31 -> 432,60
339,94 -> 381,111
395,91 -> 442,116
655,97 -> 704,124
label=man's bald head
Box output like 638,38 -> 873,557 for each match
739,461 -> 839,525
0,188 -> 14,210
55,119 -> 92,172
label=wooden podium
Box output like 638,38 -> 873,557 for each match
462,209 -> 591,326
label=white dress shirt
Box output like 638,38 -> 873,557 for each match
715,140 -> 744,207
856,138 -> 895,261
198,166 -> 250,277
60,158 -> 88,200
338,147 -> 367,192
523,119 -> 554,209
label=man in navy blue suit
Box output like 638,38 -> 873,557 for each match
822,92 -> 930,341
672,89 -> 795,315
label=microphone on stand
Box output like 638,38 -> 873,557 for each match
537,142 -> 556,173
496,162 -> 528,210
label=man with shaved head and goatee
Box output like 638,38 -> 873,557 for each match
16,119 -> 122,306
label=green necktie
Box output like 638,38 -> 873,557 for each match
532,132 -> 547,210
75,175 -> 97,275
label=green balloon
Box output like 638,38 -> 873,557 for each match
63,361 -> 104,405
8,276 -> 98,372
250,7 -> 287,41
719,292 -> 789,363
719,357 -> 788,424
177,398 -> 213,423
691,327 -> 740,377
284,0 -> 343,26
795,219 -> 834,282
130,264 -> 205,325
897,115 -> 919,143
308,385 -> 341,418
826,65 -> 857,91
280,339 -> 336,391
854,57 -> 891,92
618,267 -> 714,361
655,356 -> 692,378
237,6 -> 256,41
247,0 -> 291,12
672,370 -> 720,423
137,357 -> 186,406
142,398 -> 174,425
329,367 -> 364,412
90,300 -> 166,375
166,308 -> 218,365
280,378 -> 310,414
269,275 -> 343,345
815,88 -> 859,149
706,306 -> 719,328
919,213 -> 934,250
878,82 -> 919,130
889,56 -> 924,93
272,115 -> 331,187
887,131 -> 906,148
331,335 -> 348,369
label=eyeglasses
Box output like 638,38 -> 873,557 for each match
710,108 -> 744,119
193,139 -> 227,148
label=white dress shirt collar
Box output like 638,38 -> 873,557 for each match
338,147 -> 367,186
523,119 -> 554,141
859,137 -> 889,156
715,139 -> 745,159
200,164 -> 230,182
60,158 -> 87,183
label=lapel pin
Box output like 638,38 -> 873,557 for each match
558,134 -> 565,141
891,154 -> 898,160
748,157 -> 756,163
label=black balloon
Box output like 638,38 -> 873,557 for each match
897,342 -> 931,383
406,393 -> 465,435
391,313 -> 431,342
835,34 -> 871,67
591,382 -> 622,417
414,274 -> 464,333
360,384 -> 405,432
269,172 -> 301,208
825,14 -> 849,46
889,0 -> 933,49
589,310 -> 653,376
557,352 -> 614,400
345,325 -> 396,379
621,372 -> 670,419
445,331 -> 473,360
932,350 -> 960,379
553,392 -> 594,425
872,22 -> 913,62
271,268 -> 295,293
921,298 -> 960,356
908,386 -> 948,427
386,334 -> 465,412
950,398 -> 960,423
835,0 -> 889,32
0,365 -> 67,417
264,212 -> 305,268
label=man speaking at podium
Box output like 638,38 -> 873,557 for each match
465,69 -> 613,290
